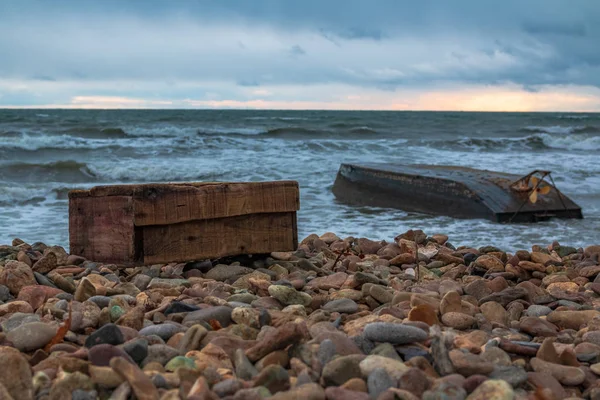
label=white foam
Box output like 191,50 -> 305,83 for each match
538,133 -> 600,151
524,125 -> 586,134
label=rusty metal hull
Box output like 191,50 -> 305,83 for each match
332,163 -> 583,223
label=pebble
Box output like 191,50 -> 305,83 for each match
363,322 -> 428,344
1,232 -> 599,399
322,298 -> 359,313
6,321 -> 58,351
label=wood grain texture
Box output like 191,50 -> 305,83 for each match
132,181 -> 299,226
69,196 -> 137,264
141,212 -> 297,264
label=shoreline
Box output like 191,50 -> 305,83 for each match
0,230 -> 599,399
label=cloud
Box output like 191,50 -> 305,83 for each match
289,45 -> 306,56
0,0 -> 599,110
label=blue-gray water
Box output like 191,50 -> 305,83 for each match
1,109 -> 599,251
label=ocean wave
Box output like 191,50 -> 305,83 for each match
538,133 -> 600,151
86,160 -> 238,182
244,116 -> 310,121
197,126 -> 265,136
453,133 -> 600,151
557,115 -> 589,120
0,133 -> 165,151
0,160 -> 97,183
63,127 -> 128,138
521,125 -> 599,134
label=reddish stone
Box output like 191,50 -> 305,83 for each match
17,285 -> 64,310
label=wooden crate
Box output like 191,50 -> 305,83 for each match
69,181 -> 299,264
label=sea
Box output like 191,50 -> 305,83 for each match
1,109 -> 599,252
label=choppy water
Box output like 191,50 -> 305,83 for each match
1,109 -> 599,251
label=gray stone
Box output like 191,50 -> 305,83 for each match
234,348 -> 258,380
268,285 -> 312,306
525,305 -> 552,317
0,285 -> 9,302
147,278 -> 190,289
368,368 -> 395,399
1,312 -> 40,332
139,324 -> 185,340
182,305 -> 233,327
87,296 -> 111,309
131,274 -> 152,291
121,338 -> 148,364
363,323 -> 428,344
33,271 -> 58,288
488,365 -> 528,388
318,339 -> 336,366
6,322 -> 58,352
143,344 -> 180,366
204,264 -> 254,281
322,298 -> 359,313
370,343 -> 402,361
322,354 -> 365,386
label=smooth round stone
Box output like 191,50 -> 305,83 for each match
363,323 -> 428,344
323,299 -> 359,313
143,344 -> 179,367
466,379 -> 514,400
121,338 -> 149,364
525,305 -> 552,317
1,312 -> 40,332
89,344 -> 135,366
139,324 -> 185,340
182,306 -> 233,327
0,285 -> 10,302
590,363 -> 600,375
85,323 -> 125,348
6,322 -> 58,352
88,296 -> 111,309
368,368 -> 395,399
72,389 -> 98,400
227,293 -> 259,304
267,285 -> 312,306
165,356 -> 197,371
164,302 -> 201,315
110,305 -> 125,321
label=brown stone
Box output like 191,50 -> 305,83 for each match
474,255 -> 504,271
0,346 -> 33,399
519,316 -> 558,337
32,251 -> 57,274
440,291 -> 462,315
111,356 -> 159,400
546,310 -> 600,330
16,285 -> 64,310
0,261 -> 36,295
479,301 -> 507,326
0,300 -> 34,316
407,304 -> 439,326
530,357 -> 585,386
527,372 -> 567,400
246,322 -> 307,362
448,350 -> 494,376
441,312 -> 475,330
116,306 -> 145,331
397,367 -> 430,396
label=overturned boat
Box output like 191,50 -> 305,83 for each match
332,163 -> 583,223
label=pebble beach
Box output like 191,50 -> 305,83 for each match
1,230 -> 600,400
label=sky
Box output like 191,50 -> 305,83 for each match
1,1 -> 600,111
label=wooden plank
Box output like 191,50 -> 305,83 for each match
132,181 -> 299,226
69,196 -> 136,264
142,212 -> 297,264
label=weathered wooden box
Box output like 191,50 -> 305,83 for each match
69,181 -> 299,265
